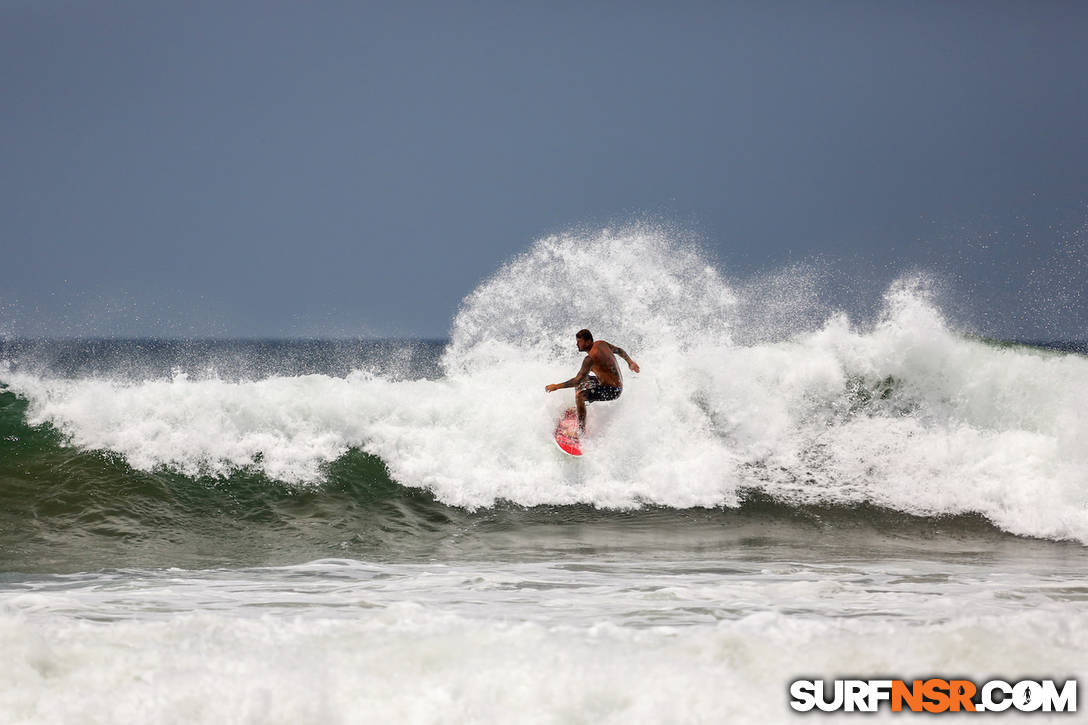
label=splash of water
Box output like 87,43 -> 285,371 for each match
3,225 -> 1087,541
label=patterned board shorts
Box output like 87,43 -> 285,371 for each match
581,375 -> 622,403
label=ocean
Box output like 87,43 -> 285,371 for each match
2,230 -> 1086,723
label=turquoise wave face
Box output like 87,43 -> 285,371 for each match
3,387 -> 1055,575
1,386 -> 445,571
2,231 -> 1087,567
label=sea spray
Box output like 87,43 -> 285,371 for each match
2,225 -> 1087,541
442,225 -> 736,374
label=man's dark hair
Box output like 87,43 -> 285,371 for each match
576,329 -> 593,343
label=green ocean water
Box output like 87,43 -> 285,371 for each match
2,336 -> 1087,724
1,339 -> 1081,575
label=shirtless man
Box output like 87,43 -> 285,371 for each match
545,329 -> 640,432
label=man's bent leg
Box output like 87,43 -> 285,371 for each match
575,390 -> 588,432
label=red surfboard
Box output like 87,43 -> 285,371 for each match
553,407 -> 582,456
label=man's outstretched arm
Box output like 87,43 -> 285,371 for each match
609,344 -> 640,374
545,356 -> 594,392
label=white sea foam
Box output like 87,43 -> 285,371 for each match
4,226 -> 1088,541
2,558 -> 1085,724
1,594 -> 1083,724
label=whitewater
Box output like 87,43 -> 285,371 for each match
3,227 -> 1087,540
2,226 -> 1086,723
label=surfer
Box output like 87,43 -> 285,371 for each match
545,329 -> 639,431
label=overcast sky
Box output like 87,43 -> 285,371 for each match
3,0 -> 1086,339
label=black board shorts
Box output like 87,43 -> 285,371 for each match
582,376 -> 622,403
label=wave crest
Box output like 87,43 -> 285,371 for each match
3,227 -> 1088,543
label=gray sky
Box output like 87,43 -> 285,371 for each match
3,0 -> 1086,339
